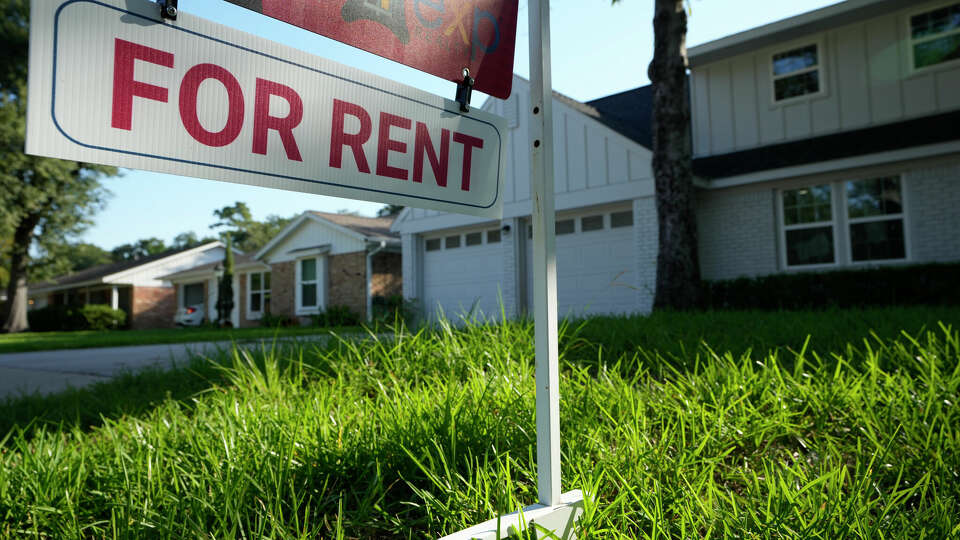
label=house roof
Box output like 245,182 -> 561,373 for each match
158,252 -> 268,282
309,211 -> 398,242
687,0 -> 906,67
30,241 -> 224,292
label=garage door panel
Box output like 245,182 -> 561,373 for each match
424,238 -> 503,321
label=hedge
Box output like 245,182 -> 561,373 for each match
27,304 -> 127,332
703,262 -> 960,311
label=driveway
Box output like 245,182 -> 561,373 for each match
1,340 -> 255,400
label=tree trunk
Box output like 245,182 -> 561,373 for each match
649,0 -> 701,310
2,215 -> 40,333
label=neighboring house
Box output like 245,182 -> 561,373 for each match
393,0 -> 960,318
28,241 -> 230,329
164,211 -> 402,327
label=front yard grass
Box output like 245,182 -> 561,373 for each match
1,306 -> 958,538
0,324 -> 361,354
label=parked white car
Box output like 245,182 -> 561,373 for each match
174,304 -> 205,326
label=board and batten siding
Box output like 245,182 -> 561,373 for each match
691,0 -> 960,158
261,219 -> 366,264
399,76 -> 654,229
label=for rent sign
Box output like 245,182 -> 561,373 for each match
26,0 -> 506,218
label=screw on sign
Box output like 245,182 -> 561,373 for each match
226,0 -> 520,99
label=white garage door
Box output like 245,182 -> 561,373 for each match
423,227 -> 505,321
526,207 -> 636,317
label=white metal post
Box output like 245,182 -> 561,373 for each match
527,0 -> 561,507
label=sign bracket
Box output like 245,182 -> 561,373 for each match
455,68 -> 475,113
159,0 -> 177,20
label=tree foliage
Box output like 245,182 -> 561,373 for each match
1,0 -> 117,332
110,237 -> 168,262
210,202 -> 292,253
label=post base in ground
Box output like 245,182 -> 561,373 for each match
439,490 -> 584,540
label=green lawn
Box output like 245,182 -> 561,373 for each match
0,324 -> 362,354
1,306 -> 958,538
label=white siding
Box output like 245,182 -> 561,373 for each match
691,0 -> 960,157
118,246 -> 225,287
261,218 -> 365,264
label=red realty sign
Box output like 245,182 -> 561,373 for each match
225,0 -> 519,99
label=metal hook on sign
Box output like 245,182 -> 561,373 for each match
455,68 -> 474,113
160,0 -> 178,20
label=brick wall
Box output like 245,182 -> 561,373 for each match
696,186 -> 779,280
270,261 -> 296,320
131,286 -> 176,329
633,196 -> 657,314
328,251 -> 367,319
371,252 -> 402,298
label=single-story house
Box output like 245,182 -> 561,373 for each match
393,0 -> 960,318
28,241 -> 230,329
162,211 -> 402,326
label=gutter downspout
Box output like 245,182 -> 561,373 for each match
366,240 -> 387,322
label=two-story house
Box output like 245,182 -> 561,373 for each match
392,0 -> 960,318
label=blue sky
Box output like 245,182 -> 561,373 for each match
81,0 -> 840,250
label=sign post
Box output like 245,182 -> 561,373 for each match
440,0 -> 584,537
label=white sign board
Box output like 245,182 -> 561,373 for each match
26,0 -> 506,218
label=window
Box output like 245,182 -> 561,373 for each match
611,210 -> 633,228
772,44 -> 820,102
445,235 -> 461,249
581,215 -> 604,232
425,238 -> 441,251
847,177 -> 906,262
910,3 -> 960,69
487,229 -> 501,243
465,232 -> 483,246
780,177 -> 907,268
555,219 -> 575,235
782,185 -> 835,266
296,258 -> 322,313
182,282 -> 204,307
248,271 -> 271,317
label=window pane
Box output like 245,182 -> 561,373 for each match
911,4 -> 960,39
581,215 -> 604,231
465,232 -> 483,246
847,177 -> 902,218
264,272 -> 271,290
302,283 -> 317,307
556,219 -> 575,235
773,45 -> 818,75
251,273 -> 261,291
184,283 -> 204,306
487,229 -> 501,243
445,235 -> 461,249
251,292 -> 261,312
425,238 -> 441,251
783,185 -> 831,225
913,34 -> 960,68
786,226 -> 835,266
851,220 -> 906,262
301,259 -> 316,281
611,210 -> 633,228
774,71 -> 820,100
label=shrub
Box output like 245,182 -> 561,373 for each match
370,295 -> 419,324
27,305 -> 87,332
259,312 -> 295,328
80,304 -> 127,330
703,262 -> 960,311
311,305 -> 360,327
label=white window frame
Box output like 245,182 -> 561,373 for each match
778,184 -> 840,270
842,176 -> 911,265
246,271 -> 271,320
907,1 -> 960,73
778,176 -> 910,270
770,40 -> 826,105
295,256 -> 325,315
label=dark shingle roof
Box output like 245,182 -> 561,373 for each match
584,86 -> 654,149
310,212 -> 398,242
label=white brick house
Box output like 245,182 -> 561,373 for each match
393,0 -> 960,319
